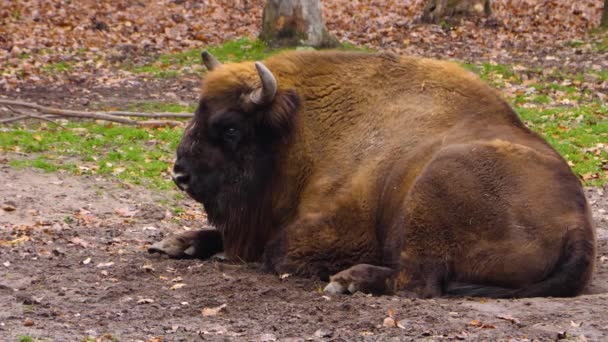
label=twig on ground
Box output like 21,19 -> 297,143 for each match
0,99 -> 190,127
0,115 -> 29,124
106,111 -> 194,118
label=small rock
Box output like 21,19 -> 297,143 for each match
259,333 -> 278,341
23,318 -> 34,326
52,248 -> 65,256
2,202 -> 16,211
314,329 -> 332,338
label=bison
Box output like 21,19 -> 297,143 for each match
149,50 -> 596,298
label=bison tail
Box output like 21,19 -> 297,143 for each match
445,228 -> 596,298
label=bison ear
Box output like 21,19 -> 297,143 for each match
262,89 -> 300,139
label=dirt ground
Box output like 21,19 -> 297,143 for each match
0,164 -> 607,341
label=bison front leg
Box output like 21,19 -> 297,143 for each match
148,229 -> 223,259
263,215 -> 381,281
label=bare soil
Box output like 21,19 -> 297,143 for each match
0,163 -> 607,341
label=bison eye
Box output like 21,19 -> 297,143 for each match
222,127 -> 241,146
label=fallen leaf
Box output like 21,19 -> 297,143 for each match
116,207 -> 139,218
201,303 -> 227,317
137,298 -> 154,304
383,317 -> 397,328
23,318 -> 35,326
142,264 -> 156,272
2,236 -> 30,246
76,208 -> 96,224
70,237 -> 89,248
382,317 -> 405,329
383,309 -> 405,329
170,283 -> 186,290
82,257 -> 92,265
469,320 -> 495,329
496,314 -> 520,324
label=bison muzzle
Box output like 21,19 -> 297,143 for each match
149,50 -> 596,298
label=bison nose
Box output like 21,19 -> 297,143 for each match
172,160 -> 190,191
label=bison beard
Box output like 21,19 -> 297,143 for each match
149,50 -> 596,298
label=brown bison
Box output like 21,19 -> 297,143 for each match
149,50 -> 596,298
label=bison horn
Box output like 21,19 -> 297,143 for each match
201,50 -> 221,70
250,62 -> 277,105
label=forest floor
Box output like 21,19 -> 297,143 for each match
0,167 -> 607,341
1,0 -> 608,341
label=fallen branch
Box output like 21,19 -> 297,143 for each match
105,111 -> 194,118
1,99 -> 137,124
8,106 -> 65,128
0,99 -> 190,127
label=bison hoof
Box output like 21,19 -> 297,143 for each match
323,264 -> 394,295
148,236 -> 195,258
323,280 -> 358,294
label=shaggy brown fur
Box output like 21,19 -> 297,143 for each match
150,50 -> 596,298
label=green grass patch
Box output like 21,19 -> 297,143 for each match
42,61 -> 72,74
129,38 -> 275,78
0,122 -> 184,190
594,33 -> 608,52
128,37 -> 368,78
3,39 -> 607,186
93,101 -> 196,113
461,59 -> 608,185
517,103 -> 608,186
461,62 -> 517,85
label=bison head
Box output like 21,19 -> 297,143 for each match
172,51 -> 300,224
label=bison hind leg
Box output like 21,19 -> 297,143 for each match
148,229 -> 223,259
323,264 -> 395,295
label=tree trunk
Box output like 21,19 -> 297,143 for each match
421,0 -> 492,24
602,0 -> 608,28
259,0 -> 340,48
